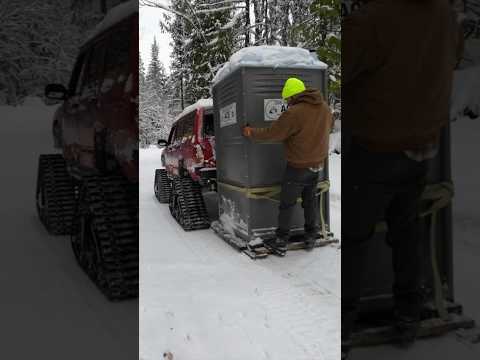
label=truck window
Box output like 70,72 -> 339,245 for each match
183,112 -> 195,137
168,125 -> 176,144
80,42 -> 106,97
69,53 -> 88,96
203,113 -> 214,136
174,121 -> 184,141
103,21 -> 130,90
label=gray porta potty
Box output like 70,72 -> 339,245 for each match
211,65 -> 336,257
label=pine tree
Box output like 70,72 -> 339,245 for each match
160,0 -> 235,107
139,36 -> 171,147
140,54 -> 146,88
146,36 -> 167,97
143,0 -> 340,106
295,0 -> 341,101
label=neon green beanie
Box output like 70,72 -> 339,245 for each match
282,77 -> 306,100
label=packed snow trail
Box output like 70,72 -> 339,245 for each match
0,98 -> 138,360
140,147 -> 341,360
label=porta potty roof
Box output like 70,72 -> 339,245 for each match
212,46 -> 328,85
175,98 -> 213,122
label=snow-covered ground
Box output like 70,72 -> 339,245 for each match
0,98 -> 138,359
139,147 -> 341,360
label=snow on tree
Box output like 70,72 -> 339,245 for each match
0,0 -> 110,105
140,53 -> 146,88
153,0 -> 236,105
140,0 -> 341,149
142,0 -> 340,104
139,37 -> 173,147
146,36 -> 168,95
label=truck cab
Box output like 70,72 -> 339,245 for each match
161,100 -> 216,186
47,7 -> 139,182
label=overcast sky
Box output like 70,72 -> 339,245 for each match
140,5 -> 173,74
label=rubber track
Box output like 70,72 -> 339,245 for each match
169,177 -> 210,231
154,169 -> 171,203
36,154 -> 76,235
75,175 -> 138,300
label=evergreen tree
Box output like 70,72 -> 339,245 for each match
143,0 -> 341,105
299,0 -> 341,99
139,37 -> 172,147
146,36 -> 167,97
158,0 -> 236,106
140,54 -> 146,88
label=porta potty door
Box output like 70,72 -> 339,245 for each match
212,66 -> 331,242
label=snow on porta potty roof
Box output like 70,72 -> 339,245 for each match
83,0 -> 138,46
175,98 -> 213,122
212,45 -> 328,85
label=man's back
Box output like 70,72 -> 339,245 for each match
343,0 -> 462,151
251,89 -> 332,168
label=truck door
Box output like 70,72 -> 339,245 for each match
98,19 -> 133,173
170,119 -> 185,177
70,41 -> 106,172
62,52 -> 89,164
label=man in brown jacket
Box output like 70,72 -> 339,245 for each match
243,77 -> 333,252
342,0 -> 463,355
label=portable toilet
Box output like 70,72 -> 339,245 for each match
211,46 -> 334,252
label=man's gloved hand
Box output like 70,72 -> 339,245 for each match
242,126 -> 253,137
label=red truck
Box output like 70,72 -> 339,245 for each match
36,1 -> 138,300
154,99 -> 215,230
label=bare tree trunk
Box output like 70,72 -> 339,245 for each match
245,0 -> 251,47
280,0 -> 289,46
261,0 -> 267,44
268,0 -> 278,45
253,0 -> 262,43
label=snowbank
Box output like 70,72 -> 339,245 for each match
83,0 -> 138,46
451,66 -> 480,121
174,98 -> 213,121
212,46 -> 328,85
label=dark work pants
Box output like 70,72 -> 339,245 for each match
276,165 -> 320,240
342,142 -> 428,340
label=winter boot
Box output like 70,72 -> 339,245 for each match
304,233 -> 316,251
393,292 -> 423,345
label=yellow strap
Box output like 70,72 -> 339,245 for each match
422,182 -> 454,320
218,180 -> 330,202
374,181 -> 454,233
218,180 -> 331,241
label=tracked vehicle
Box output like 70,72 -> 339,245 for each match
36,1 -> 139,300
154,99 -> 215,231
